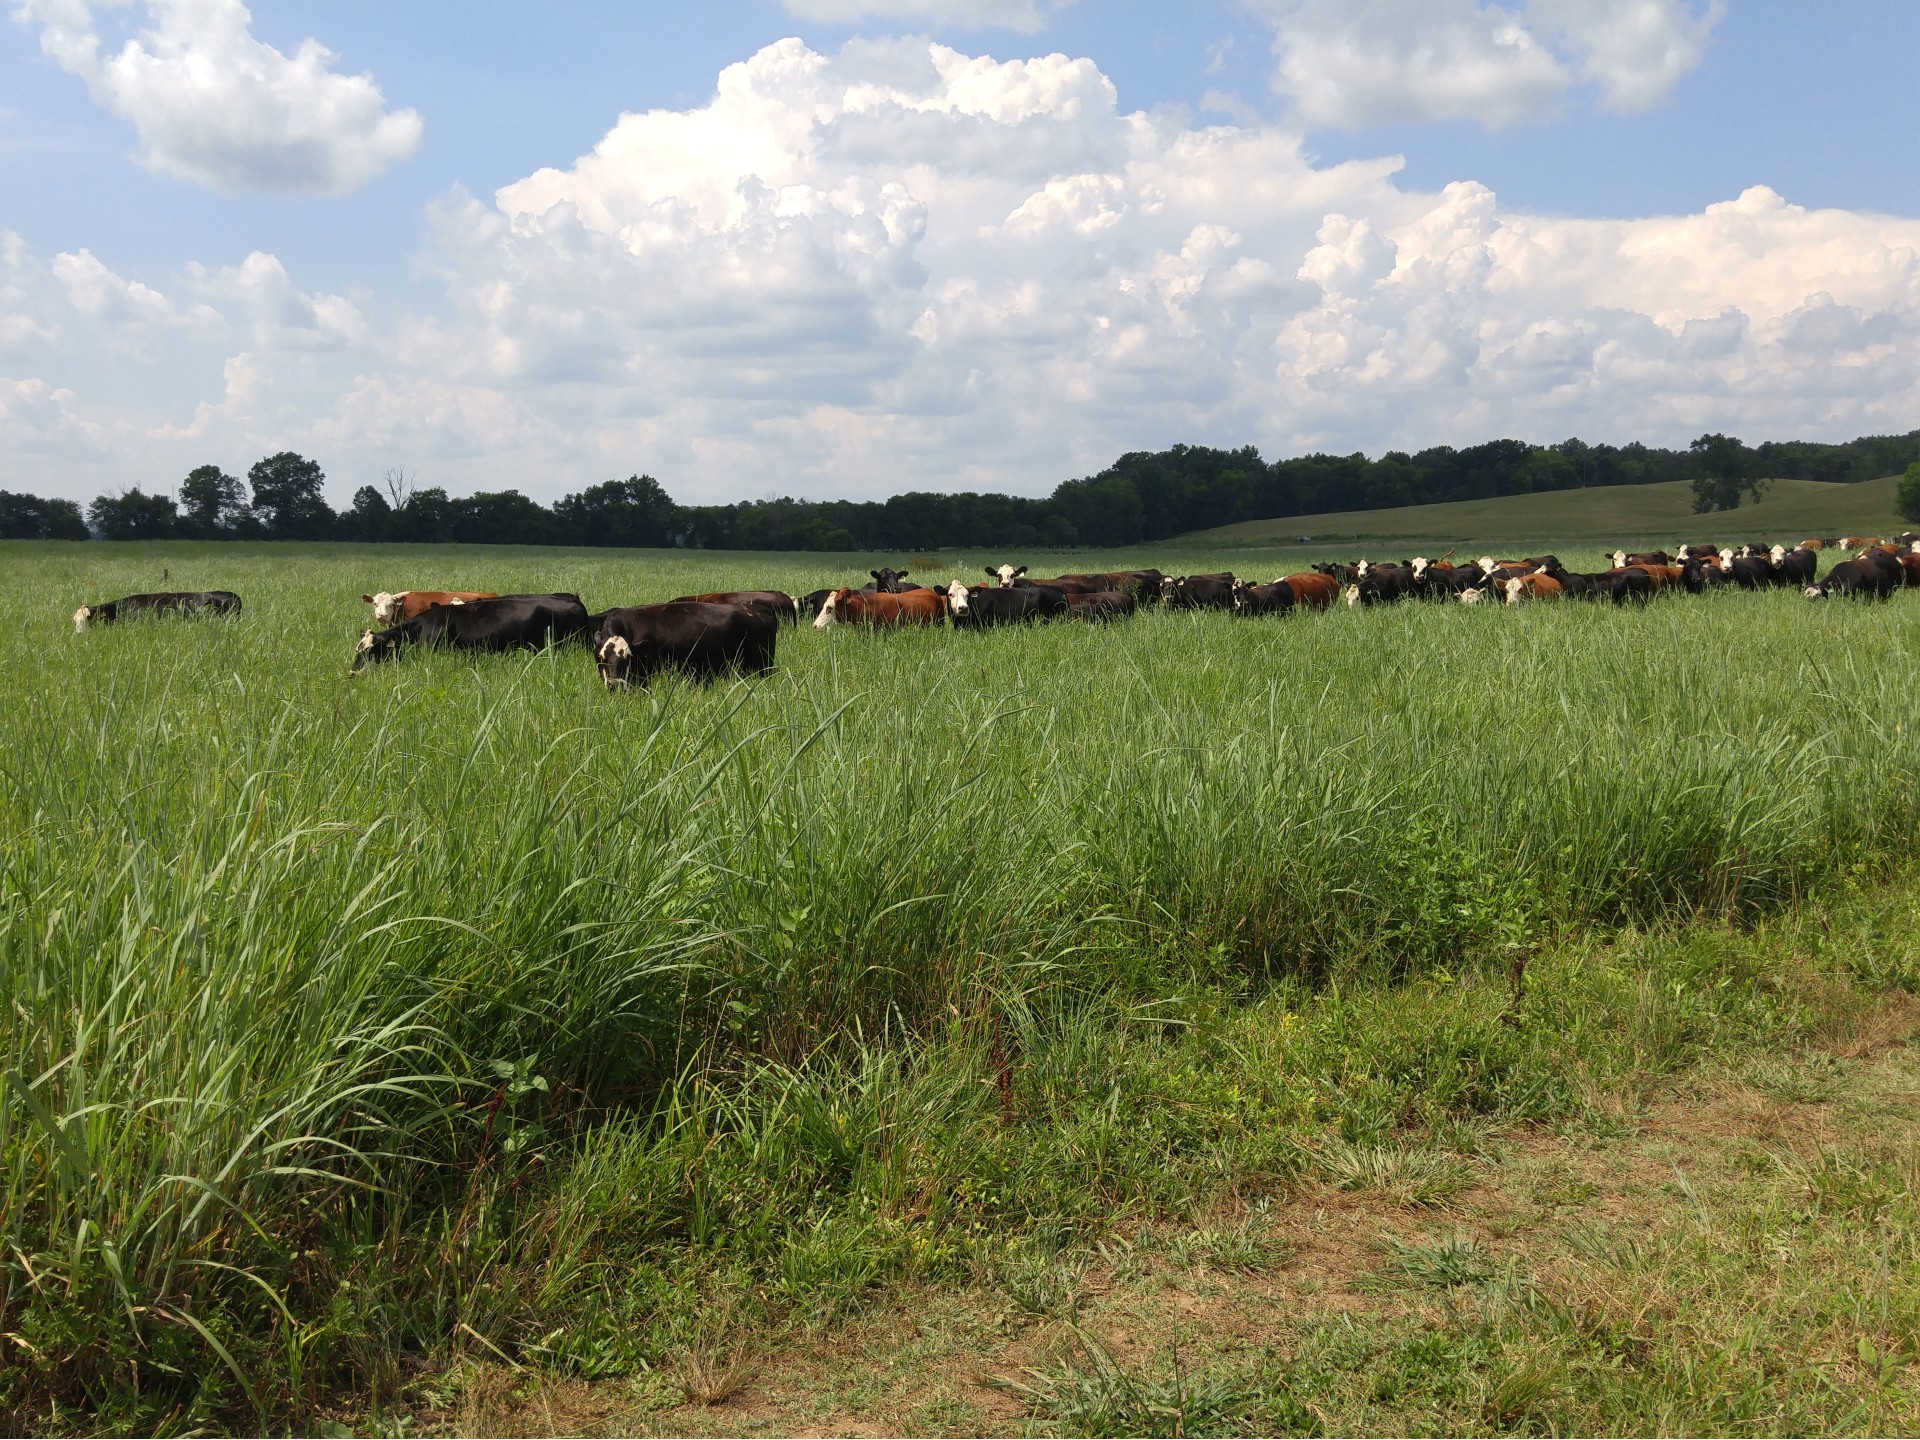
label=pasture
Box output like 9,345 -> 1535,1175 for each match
6,537 -> 1920,1435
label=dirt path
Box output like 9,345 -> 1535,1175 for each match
448,998 -> 1920,1436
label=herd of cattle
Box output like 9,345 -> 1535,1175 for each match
66,532 -> 1920,689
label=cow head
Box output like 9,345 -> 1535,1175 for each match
1344,583 -> 1361,609
1769,544 -> 1788,565
1504,577 -> 1527,605
946,580 -> 972,615
363,591 -> 405,627
596,633 -> 634,690
987,564 -> 1026,587
1478,555 -> 1498,573
812,589 -> 845,629
1409,557 -> 1428,579
72,605 -> 93,633
1909,541 -> 1920,555
1609,549 -> 1627,569
1458,586 -> 1485,605
1231,580 -> 1251,611
1354,559 -> 1371,579
1804,584 -> 1828,601
349,628 -> 397,674
1157,575 -> 1177,601
870,567 -> 909,592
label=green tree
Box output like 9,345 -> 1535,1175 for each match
0,490 -> 90,540
87,488 -> 178,539
1689,432 -> 1766,513
343,485 -> 393,542
179,464 -> 247,537
247,451 -> 335,539
552,475 -> 680,548
1898,461 -> 1920,524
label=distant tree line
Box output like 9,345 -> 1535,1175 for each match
5,429 -> 1918,547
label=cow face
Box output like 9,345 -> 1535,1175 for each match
349,629 -> 397,674
812,589 -> 843,629
1344,583 -> 1361,609
596,633 -> 634,690
1409,557 -> 1428,579
1157,575 -> 1176,601
363,591 -> 405,627
946,580 -> 972,615
1458,586 -> 1484,605
1230,580 -> 1250,611
870,567 -> 909,592
72,605 -> 93,633
1354,559 -> 1371,579
987,563 -> 1026,588
1478,556 -> 1499,573
1804,585 -> 1827,600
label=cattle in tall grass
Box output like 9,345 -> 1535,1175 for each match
1806,553 -> 1903,600
946,582 -> 1066,626
813,587 -> 946,629
362,590 -> 497,627
73,590 -> 241,633
673,591 -> 801,625
351,594 -> 590,672
593,602 -> 779,690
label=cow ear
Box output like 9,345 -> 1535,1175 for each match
896,569 -> 909,579
361,594 -> 374,603
870,571 -> 882,582
984,567 -> 997,578
1015,566 -> 1028,577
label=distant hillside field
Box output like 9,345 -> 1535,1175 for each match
1174,475 -> 1905,548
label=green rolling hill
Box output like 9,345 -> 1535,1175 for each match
1172,475 -> 1907,549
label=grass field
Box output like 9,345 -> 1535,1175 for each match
1176,474 -> 1906,548
5,535 -> 1920,1435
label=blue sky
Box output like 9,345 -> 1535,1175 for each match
4,1 -> 1919,506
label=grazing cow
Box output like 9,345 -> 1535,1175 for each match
1279,572 -> 1339,610
1797,538 -> 1826,551
351,593 -> 590,672
592,602 -> 779,690
946,581 -> 1067,626
813,587 -> 946,629
1099,569 -> 1167,602
1064,589 -> 1134,620
362,590 -> 497,627
74,590 -> 241,633
1841,536 -> 1880,550
1806,552 -> 1902,600
673,590 -> 802,626
1161,573 -> 1236,609
1231,579 -> 1294,615
1504,573 -> 1563,604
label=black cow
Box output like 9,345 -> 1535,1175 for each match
592,602 -> 778,690
946,581 -> 1067,625
1769,546 -> 1817,586
1719,555 -> 1777,589
1806,552 -> 1902,600
351,593 -> 590,672
865,568 -> 914,593
1345,565 -> 1414,607
673,590 -> 801,625
1160,573 -> 1235,609
1101,569 -> 1167,603
73,590 -> 240,633
1231,579 -> 1294,615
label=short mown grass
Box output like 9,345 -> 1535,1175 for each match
3,537 -> 1918,1434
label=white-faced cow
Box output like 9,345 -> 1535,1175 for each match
351,594 -> 591,673
362,590 -> 498,627
74,590 -> 241,633
593,602 -> 779,690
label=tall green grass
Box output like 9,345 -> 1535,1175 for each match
2,539 -> 1916,1429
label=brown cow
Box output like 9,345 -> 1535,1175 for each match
1279,571 -> 1340,610
1797,538 -> 1826,551
362,589 -> 497,627
1620,563 -> 1684,592
1842,536 -> 1880,550
1898,554 -> 1920,588
1504,573 -> 1563,604
812,587 -> 945,629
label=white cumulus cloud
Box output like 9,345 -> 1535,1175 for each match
1252,0 -> 1722,129
13,0 -> 422,192
6,36 -> 1920,509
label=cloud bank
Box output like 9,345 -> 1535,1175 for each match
1254,0 -> 1724,129
14,0 -> 422,192
5,36 -> 1918,506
